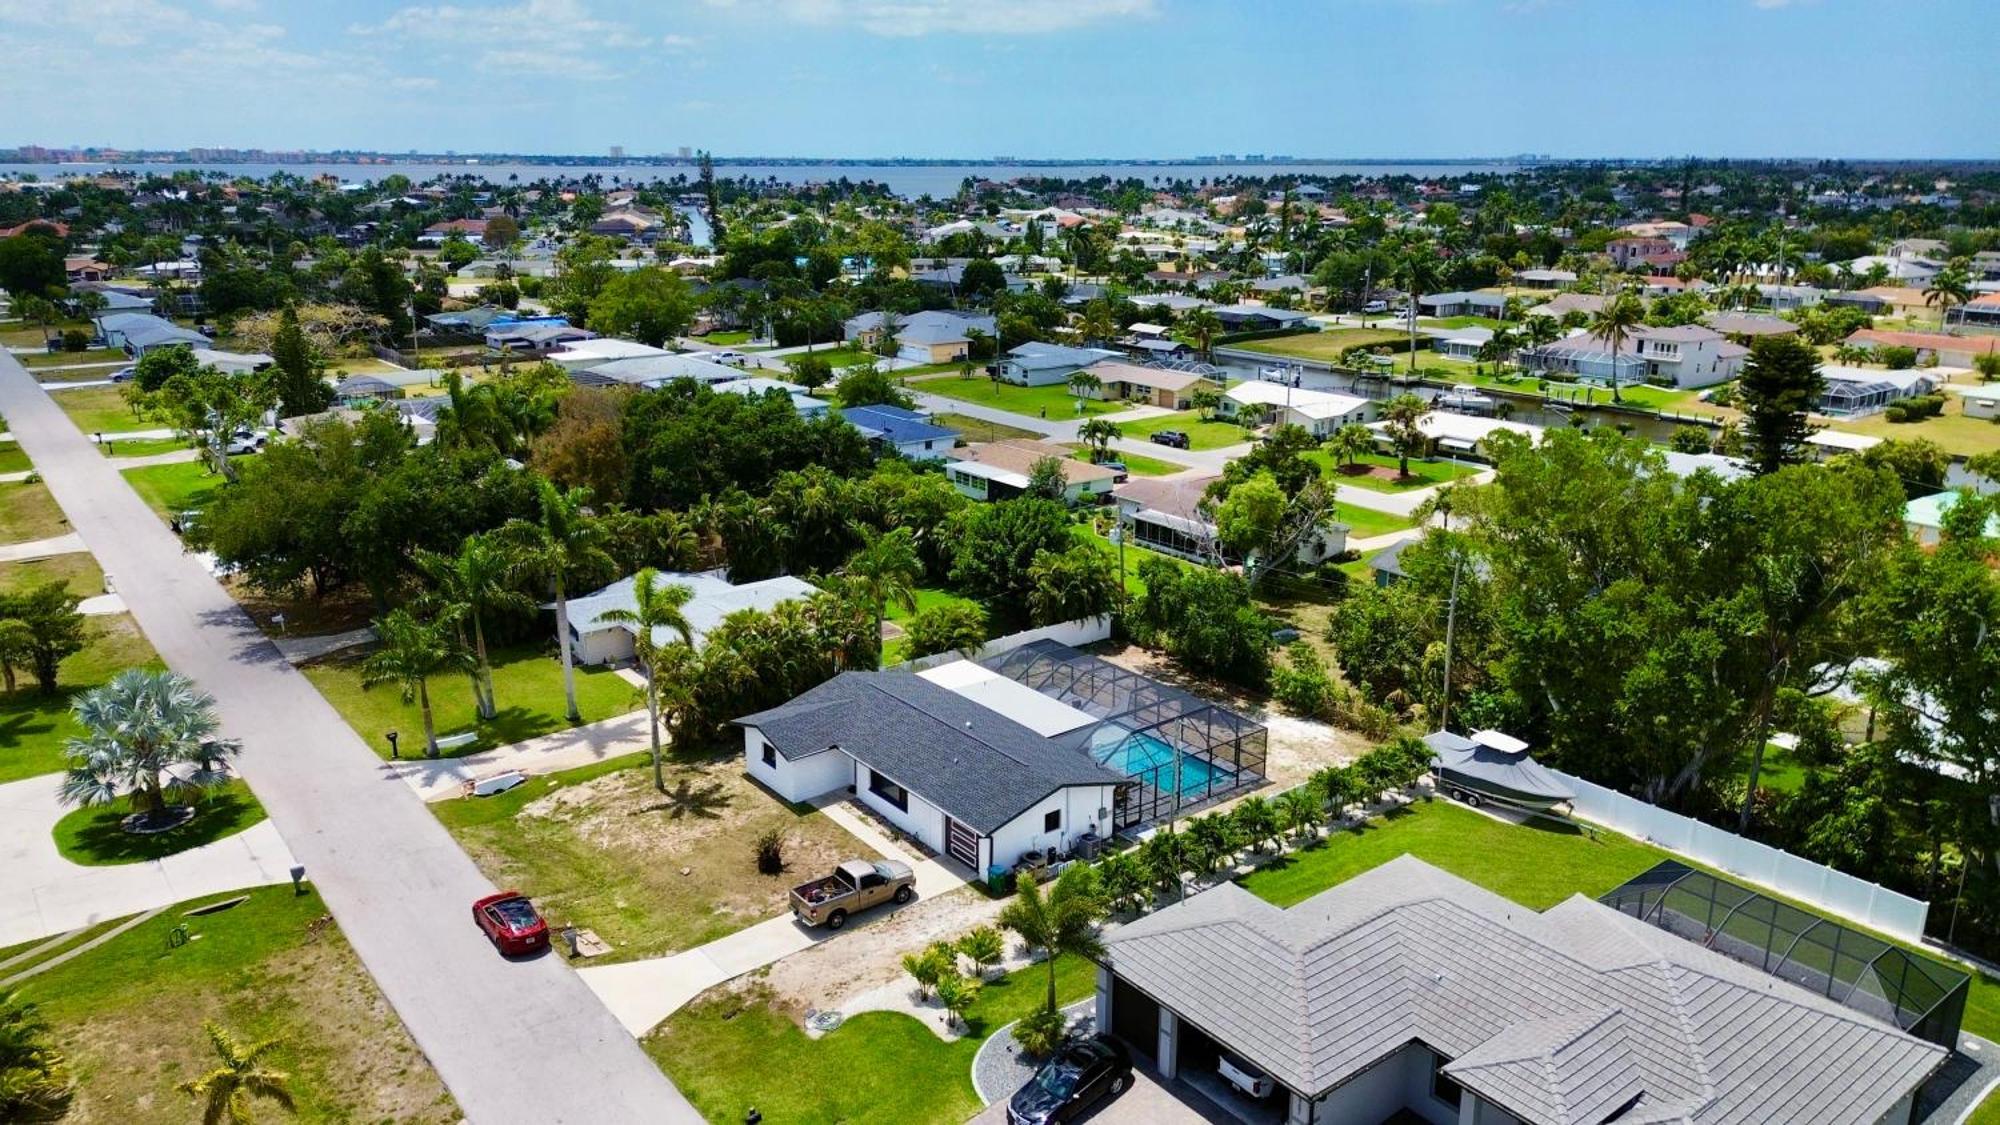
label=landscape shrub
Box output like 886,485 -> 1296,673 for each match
61,328 -> 90,352
753,828 -> 784,874
1878,345 -> 1919,370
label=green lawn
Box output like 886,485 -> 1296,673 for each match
1106,450 -> 1185,477
0,613 -> 163,783
437,749 -> 873,963
48,384 -> 152,434
1837,404 -> 2000,459
649,956 -> 1096,1125
1307,450 -> 1479,493
913,376 -> 1121,420
1115,410 -> 1255,451
0,550 -> 105,596
1239,799 -> 2000,1044
785,346 -> 876,370
99,435 -> 187,458
0,480 -> 70,543
698,330 -> 752,345
22,347 -> 125,369
1333,502 -> 1415,539
1242,800 -> 1665,910
0,440 -> 30,474
51,779 -> 268,865
11,886 -> 456,1122
1234,328 -> 1406,362
1416,316 -> 1509,331
121,459 -> 225,517
302,641 -> 640,759
929,411 -> 1040,444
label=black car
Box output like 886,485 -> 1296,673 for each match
1007,1036 -> 1132,1124
1149,430 -> 1190,449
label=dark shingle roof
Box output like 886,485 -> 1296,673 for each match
736,672 -> 1123,833
1102,857 -> 1945,1122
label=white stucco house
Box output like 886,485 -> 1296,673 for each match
557,570 -> 819,666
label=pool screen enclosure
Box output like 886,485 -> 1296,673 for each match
1601,861 -> 1969,1050
982,640 -> 1267,828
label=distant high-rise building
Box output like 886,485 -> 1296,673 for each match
677,145 -> 692,159
610,145 -> 625,159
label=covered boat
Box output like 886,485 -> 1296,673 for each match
1424,729 -> 1574,814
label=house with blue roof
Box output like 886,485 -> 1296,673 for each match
999,341 -> 1122,386
841,403 -> 959,461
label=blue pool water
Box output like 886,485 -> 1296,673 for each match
1103,734 -> 1233,799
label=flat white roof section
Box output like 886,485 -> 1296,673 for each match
1470,729 -> 1529,755
918,661 -> 1100,736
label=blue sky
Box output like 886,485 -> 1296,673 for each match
1,0 -> 1992,159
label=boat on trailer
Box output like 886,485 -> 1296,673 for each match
1424,729 -> 1575,814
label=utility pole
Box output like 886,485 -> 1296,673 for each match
1439,550 -> 1463,733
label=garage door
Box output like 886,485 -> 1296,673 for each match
1111,977 -> 1159,1061
945,817 -> 979,867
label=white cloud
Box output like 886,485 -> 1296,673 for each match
350,0 -> 664,80
770,0 -> 1155,37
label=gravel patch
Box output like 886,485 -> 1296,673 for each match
972,999 -> 1096,1106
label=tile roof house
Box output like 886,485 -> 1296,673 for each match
1096,856 -> 1945,1125
1088,361 -> 1214,410
1845,328 -> 2000,367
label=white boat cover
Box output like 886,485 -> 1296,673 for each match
1423,729 -> 1575,802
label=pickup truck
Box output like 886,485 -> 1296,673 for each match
791,859 -> 915,929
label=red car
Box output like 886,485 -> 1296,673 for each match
472,891 -> 549,956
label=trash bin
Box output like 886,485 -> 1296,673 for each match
986,865 -> 1011,894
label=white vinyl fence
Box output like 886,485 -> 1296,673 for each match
892,615 -> 1113,673
1553,769 -> 1931,942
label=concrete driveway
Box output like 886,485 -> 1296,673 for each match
0,351 -> 699,1123
967,1063 -> 1239,1125
0,772 -> 298,947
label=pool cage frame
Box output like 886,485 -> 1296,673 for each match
981,640 -> 1268,829
1600,861 -> 1968,1050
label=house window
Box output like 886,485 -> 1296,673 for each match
868,769 -> 909,812
1429,1048 -> 1463,1108
761,742 -> 777,768
1044,808 -> 1061,833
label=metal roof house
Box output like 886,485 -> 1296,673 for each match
1417,291 -> 1508,319
92,311 -> 209,357
843,309 -> 997,365
560,570 -> 819,666
998,341 -> 1122,387
1096,856 -> 1946,1125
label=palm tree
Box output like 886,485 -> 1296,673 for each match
502,481 -> 614,724
1077,418 -> 1122,463
1324,422 -> 1375,470
841,527 -> 922,648
1398,251 -> 1441,372
1477,326 -> 1519,376
177,1023 -> 294,1125
0,988 -> 70,1120
1188,386 -> 1222,421
1183,306 -> 1222,363
596,568 -> 694,791
1522,313 -> 1561,354
362,609 -> 470,758
1380,393 -> 1433,478
1924,263 -> 1973,329
1588,290 -> 1646,404
998,864 -> 1108,1017
414,535 -> 533,721
13,295 -> 59,348
59,670 -> 240,829
1066,369 -> 1102,406
1076,302 -> 1118,347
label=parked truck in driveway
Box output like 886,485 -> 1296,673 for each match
790,859 -> 915,929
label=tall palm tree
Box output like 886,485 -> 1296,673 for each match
1589,290 -> 1646,404
596,568 -> 695,792
1924,263 -> 1973,329
362,609 -> 471,758
1477,326 -> 1520,376
1066,369 -> 1102,406
1077,418 -> 1123,462
1398,251 -> 1441,372
1183,306 -> 1222,363
998,864 -> 1108,1016
1188,386 -> 1222,421
502,481 -> 614,724
59,670 -> 239,828
842,527 -> 922,649
177,1023 -> 294,1125
0,988 -> 71,1120
415,535 -> 534,721
1380,393 -> 1433,478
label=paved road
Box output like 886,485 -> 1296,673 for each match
0,351 -> 698,1124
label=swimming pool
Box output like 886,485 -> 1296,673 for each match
1100,733 -> 1234,800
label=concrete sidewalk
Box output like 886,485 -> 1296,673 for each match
388,708 -> 653,802
0,532 -> 87,562
0,773 -> 299,947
